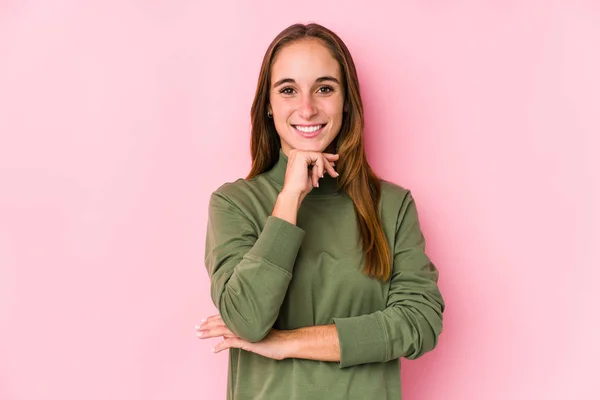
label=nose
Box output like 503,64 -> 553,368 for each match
298,94 -> 318,119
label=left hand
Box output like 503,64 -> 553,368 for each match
196,314 -> 292,361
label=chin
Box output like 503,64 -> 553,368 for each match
292,142 -> 328,153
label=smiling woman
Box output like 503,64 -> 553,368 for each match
268,40 -> 345,153
197,23 -> 445,400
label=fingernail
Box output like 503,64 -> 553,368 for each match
200,318 -> 206,323
316,182 -> 319,187
195,325 -> 201,330
211,347 -> 216,353
198,331 -> 204,337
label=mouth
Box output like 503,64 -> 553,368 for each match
292,123 -> 327,138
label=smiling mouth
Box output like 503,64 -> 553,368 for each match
292,123 -> 327,134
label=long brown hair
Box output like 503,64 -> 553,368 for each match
247,23 -> 391,281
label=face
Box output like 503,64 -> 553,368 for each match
268,39 -> 345,155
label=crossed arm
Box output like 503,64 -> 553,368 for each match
197,316 -> 340,362
201,190 -> 444,367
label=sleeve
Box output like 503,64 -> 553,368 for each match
204,191 -> 305,343
333,191 -> 445,368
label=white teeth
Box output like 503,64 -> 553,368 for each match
295,125 -> 323,133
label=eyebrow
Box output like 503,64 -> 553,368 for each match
272,76 -> 341,88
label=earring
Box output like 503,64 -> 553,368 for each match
267,110 -> 273,118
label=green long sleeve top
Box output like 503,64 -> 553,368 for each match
204,149 -> 445,400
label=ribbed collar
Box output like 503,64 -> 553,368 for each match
265,148 -> 342,196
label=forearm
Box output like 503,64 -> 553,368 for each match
216,261 -> 292,342
206,193 -> 306,342
272,191 -> 302,225
285,324 -> 340,362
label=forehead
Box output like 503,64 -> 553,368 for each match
271,39 -> 341,82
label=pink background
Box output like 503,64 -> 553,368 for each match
1,1 -> 599,399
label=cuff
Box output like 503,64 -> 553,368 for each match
333,312 -> 388,368
246,216 -> 305,273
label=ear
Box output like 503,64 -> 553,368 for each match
343,96 -> 350,112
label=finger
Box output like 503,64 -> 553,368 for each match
198,314 -> 221,327
312,156 -> 323,182
196,320 -> 221,331
213,337 -> 244,354
196,315 -> 226,331
317,156 -> 325,179
206,314 -> 221,322
311,163 -> 319,188
304,153 -> 320,167
197,325 -> 234,339
323,154 -> 339,176
324,159 -> 339,178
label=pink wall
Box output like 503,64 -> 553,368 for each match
1,1 -> 598,399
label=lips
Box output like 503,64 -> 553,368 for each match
292,123 -> 327,138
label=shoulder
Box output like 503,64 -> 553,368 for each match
378,179 -> 422,232
212,177 -> 255,201
209,174 -> 274,211
380,179 -> 414,206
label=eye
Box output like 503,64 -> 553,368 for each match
279,86 -> 296,95
317,85 -> 334,94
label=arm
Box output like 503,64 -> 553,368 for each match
203,315 -> 341,362
277,192 -> 444,366
332,191 -> 445,367
205,190 -> 305,342
285,325 -> 340,362
206,193 -> 443,364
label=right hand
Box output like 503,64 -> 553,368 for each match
281,149 -> 339,200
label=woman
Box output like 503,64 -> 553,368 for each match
196,23 -> 445,400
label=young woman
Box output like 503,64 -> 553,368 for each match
196,23 -> 445,400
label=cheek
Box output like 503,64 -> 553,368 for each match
272,101 -> 295,121
322,97 -> 344,116
325,105 -> 344,125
